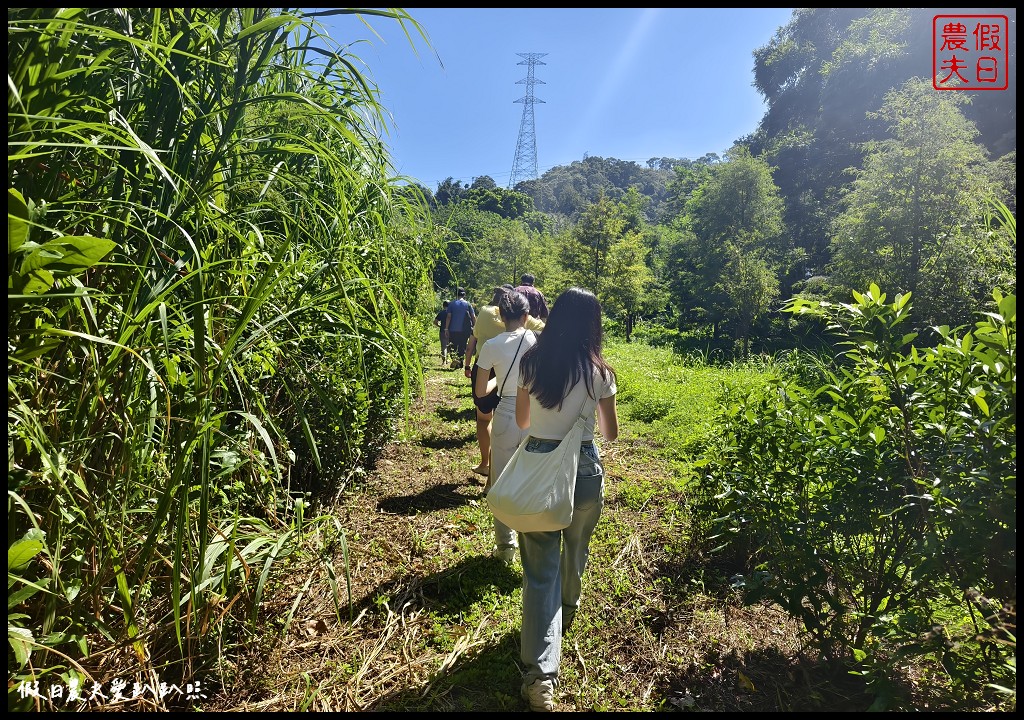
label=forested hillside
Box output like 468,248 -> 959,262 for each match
427,8 -> 1015,348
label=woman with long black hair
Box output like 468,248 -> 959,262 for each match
513,286 -> 618,712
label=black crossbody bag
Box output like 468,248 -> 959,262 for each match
473,330 -> 527,413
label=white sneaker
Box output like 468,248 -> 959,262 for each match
492,546 -> 516,563
521,678 -> 555,712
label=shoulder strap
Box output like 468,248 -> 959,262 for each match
498,330 -> 528,397
575,368 -> 606,424
576,391 -> 595,424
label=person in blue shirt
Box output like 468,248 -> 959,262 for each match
444,287 -> 476,369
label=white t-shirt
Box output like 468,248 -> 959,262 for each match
519,365 -> 617,442
477,329 -> 538,398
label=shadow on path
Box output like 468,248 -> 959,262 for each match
436,406 -> 476,423
377,482 -> 479,514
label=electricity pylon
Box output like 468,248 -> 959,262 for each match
509,52 -> 546,189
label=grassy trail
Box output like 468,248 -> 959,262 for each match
210,349 -> 870,712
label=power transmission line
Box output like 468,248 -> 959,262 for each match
509,52 -> 546,189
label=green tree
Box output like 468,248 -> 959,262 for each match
667,146 -> 787,342
435,176 -> 467,205
829,77 -> 1014,328
664,228 -> 730,334
473,219 -> 535,290
660,156 -> 717,225
559,194 -> 625,296
749,9 -> 1017,276
431,203 -> 503,290
430,193 -> 558,299
463,186 -> 534,219
635,222 -> 676,326
470,174 -> 497,190
687,146 -> 786,261
618,185 -> 650,233
718,249 -> 781,357
602,229 -> 654,342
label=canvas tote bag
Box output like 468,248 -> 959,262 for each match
487,393 -> 594,533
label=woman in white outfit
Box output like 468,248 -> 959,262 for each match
514,286 -> 618,712
474,290 -> 538,562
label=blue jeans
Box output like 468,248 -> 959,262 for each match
519,439 -> 604,685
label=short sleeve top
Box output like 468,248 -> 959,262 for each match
519,365 -> 616,442
472,305 -> 505,346
477,329 -> 538,397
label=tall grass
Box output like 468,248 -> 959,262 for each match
8,7 -> 441,708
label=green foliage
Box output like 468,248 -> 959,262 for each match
719,248 -> 780,357
629,322 -> 734,362
692,283 -> 1015,700
665,146 -> 788,346
7,6 -> 440,708
829,79 -> 1013,328
560,194 -> 625,296
601,225 -> 654,341
750,8 -> 1016,278
434,176 -> 469,206
463,186 -> 534,219
8,189 -> 116,295
607,340 -> 774,466
685,146 -> 786,258
429,199 -> 558,299
516,155 -> 680,222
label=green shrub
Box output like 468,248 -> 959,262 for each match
627,396 -> 674,423
7,7 -> 438,708
692,283 -> 1016,702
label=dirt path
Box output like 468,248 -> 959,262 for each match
214,361 -> 522,710
213,357 -> 854,712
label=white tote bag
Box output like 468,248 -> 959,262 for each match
487,397 -> 593,533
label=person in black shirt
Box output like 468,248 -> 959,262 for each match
434,300 -> 450,364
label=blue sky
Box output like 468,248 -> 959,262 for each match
319,8 -> 795,191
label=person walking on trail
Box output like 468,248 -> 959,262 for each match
444,287 -> 476,369
464,285 -> 511,477
434,300 -> 450,365
474,290 -> 537,563
514,273 -> 549,321
513,287 -> 618,712
466,285 -> 545,478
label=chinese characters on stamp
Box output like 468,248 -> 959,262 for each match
933,14 -> 1009,90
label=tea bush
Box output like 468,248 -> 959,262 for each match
692,283 -> 1016,705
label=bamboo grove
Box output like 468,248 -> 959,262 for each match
8,8 -> 442,700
